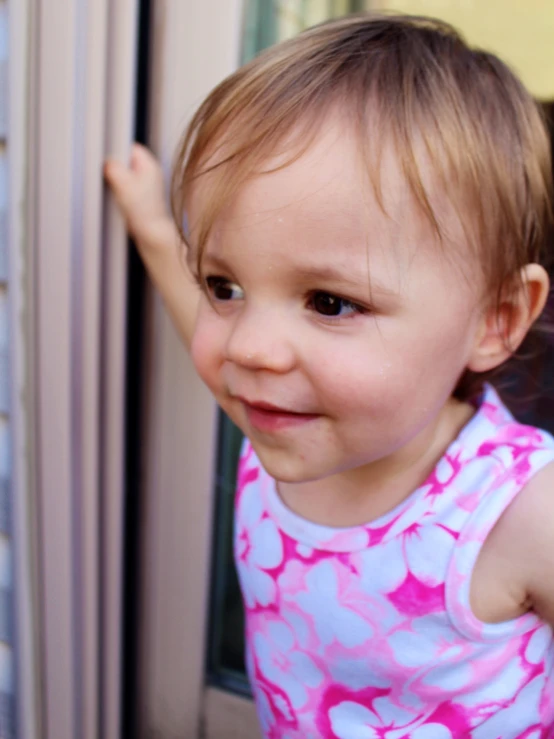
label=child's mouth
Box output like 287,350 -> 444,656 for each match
238,398 -> 320,432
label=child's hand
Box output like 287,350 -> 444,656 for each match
104,143 -> 176,249
105,143 -> 198,348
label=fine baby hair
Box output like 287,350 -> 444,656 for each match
172,12 -> 553,400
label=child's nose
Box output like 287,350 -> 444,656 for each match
225,308 -> 296,373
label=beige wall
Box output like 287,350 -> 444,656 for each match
374,0 -> 554,100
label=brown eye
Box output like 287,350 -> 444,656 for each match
205,276 -> 244,301
310,292 -> 360,317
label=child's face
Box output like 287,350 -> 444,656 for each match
189,119 -> 485,484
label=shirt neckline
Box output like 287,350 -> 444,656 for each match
261,384 -> 507,552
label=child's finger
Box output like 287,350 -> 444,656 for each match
103,159 -> 133,197
130,143 -> 159,173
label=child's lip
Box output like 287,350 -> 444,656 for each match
236,396 -> 320,431
237,397 -> 301,414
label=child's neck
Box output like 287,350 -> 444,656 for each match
277,397 -> 475,528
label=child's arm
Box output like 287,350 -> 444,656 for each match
519,464 -> 554,626
481,462 -> 554,627
104,144 -> 199,349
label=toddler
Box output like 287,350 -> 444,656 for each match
105,14 -> 554,737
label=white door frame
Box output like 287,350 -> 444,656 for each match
8,0 -> 40,736
13,0 -> 139,737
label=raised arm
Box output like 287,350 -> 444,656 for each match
104,143 -> 199,349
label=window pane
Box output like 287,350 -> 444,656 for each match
242,0 -> 362,63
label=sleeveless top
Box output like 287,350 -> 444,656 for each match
233,386 -> 554,738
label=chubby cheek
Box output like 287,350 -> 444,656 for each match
305,345 -> 408,427
368,325 -> 474,424
190,316 -> 225,397
309,323 -> 467,423
309,328 -> 411,396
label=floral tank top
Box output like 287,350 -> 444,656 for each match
234,386 -> 554,738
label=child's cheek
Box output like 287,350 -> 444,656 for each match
190,319 -> 222,396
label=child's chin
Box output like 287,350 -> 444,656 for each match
254,446 -> 333,485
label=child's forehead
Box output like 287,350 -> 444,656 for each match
215,121 -> 421,229
216,120 -> 465,252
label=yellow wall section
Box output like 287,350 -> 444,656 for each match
374,0 -> 554,100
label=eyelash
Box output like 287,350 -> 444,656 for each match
203,275 -> 368,319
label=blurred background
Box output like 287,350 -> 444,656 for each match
4,1 -> 554,738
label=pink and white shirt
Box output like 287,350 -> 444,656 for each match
234,385 -> 554,738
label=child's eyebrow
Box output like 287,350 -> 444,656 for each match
292,264 -> 399,299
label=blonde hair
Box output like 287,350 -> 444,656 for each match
172,13 -> 553,398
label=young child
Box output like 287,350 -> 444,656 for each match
105,14 -> 554,738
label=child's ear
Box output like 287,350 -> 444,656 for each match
467,264 -> 550,373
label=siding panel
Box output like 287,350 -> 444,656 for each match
0,0 -> 15,735
0,4 -> 7,139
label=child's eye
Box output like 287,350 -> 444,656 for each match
308,291 -> 365,318
205,276 -> 244,301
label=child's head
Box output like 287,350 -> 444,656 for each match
172,14 -> 553,482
